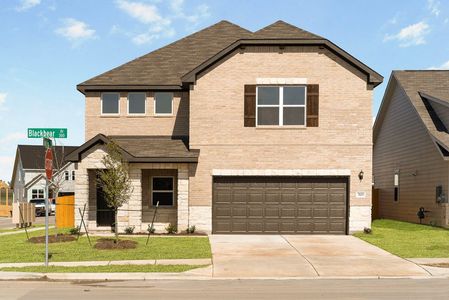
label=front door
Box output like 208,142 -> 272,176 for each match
96,174 -> 115,227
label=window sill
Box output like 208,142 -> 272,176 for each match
100,115 -> 121,118
126,114 -> 147,118
255,125 -> 307,130
153,115 -> 174,118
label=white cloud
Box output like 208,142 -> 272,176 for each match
55,18 -> 96,43
428,0 -> 441,16
170,0 -> 210,24
0,93 -> 6,111
116,0 -> 170,25
384,21 -> 430,47
16,0 -> 41,11
428,60 -> 449,70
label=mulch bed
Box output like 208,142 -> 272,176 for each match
129,233 -> 207,236
28,234 -> 76,244
94,238 -> 138,250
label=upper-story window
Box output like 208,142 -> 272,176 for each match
64,171 -> 69,181
256,86 -> 306,126
101,92 -> 120,115
154,92 -> 173,115
128,92 -> 146,115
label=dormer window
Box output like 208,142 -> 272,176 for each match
101,93 -> 120,115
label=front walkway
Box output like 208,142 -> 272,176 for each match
209,235 -> 429,278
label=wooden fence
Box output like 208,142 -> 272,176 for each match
56,195 -> 75,228
0,188 -> 12,217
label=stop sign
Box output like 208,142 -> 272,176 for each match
45,148 -> 53,180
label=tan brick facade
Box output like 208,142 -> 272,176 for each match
81,45 -> 374,234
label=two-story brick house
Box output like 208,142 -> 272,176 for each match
67,20 -> 383,234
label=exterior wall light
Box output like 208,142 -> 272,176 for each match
358,170 -> 364,181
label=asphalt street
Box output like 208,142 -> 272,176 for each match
1,278 -> 449,300
0,216 -> 55,229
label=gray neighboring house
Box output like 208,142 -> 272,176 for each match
10,145 -> 78,202
373,70 -> 449,227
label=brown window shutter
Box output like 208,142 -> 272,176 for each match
244,85 -> 256,127
306,84 -> 319,127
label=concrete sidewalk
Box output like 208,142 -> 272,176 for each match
0,258 -> 212,268
0,226 -> 54,236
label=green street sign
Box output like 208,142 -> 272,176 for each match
28,128 -> 68,139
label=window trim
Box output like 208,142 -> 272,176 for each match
101,92 -> 120,116
151,176 -> 175,207
256,85 -> 307,127
394,171 -> 400,202
127,92 -> 147,116
154,92 -> 174,116
31,189 -> 44,199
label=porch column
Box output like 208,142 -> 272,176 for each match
74,166 -> 89,231
177,165 -> 189,231
126,166 -> 142,231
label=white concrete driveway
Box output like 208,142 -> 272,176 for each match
209,235 -> 428,278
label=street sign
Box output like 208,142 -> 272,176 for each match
45,149 -> 53,180
28,128 -> 68,139
43,138 -> 52,149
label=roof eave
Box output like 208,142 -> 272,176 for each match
77,84 -> 185,95
181,39 -> 383,87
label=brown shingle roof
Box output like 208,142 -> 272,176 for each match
78,20 -> 382,92
18,145 -> 78,169
66,134 -> 199,163
253,20 -> 322,39
78,21 -> 252,89
376,70 -> 449,150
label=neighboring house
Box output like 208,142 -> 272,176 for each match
11,145 -> 78,202
373,70 -> 449,227
67,20 -> 383,234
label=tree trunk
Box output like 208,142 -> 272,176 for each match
114,208 -> 118,243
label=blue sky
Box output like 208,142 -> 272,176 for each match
1,0 -> 449,182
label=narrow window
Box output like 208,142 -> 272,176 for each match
71,170 -> 76,181
256,86 -> 306,126
64,171 -> 69,181
394,171 -> 399,202
101,93 -> 120,115
128,92 -> 146,115
152,177 -> 174,206
154,92 -> 173,115
31,189 -> 38,199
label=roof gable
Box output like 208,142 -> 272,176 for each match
374,70 -> 449,158
78,20 -> 383,93
253,20 -> 322,39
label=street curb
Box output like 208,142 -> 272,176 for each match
0,272 -> 443,282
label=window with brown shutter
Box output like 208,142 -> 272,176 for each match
244,85 -> 256,127
306,84 -> 319,127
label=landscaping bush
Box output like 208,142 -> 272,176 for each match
124,226 -> 135,234
165,223 -> 177,234
69,227 -> 80,235
186,225 -> 196,234
147,225 -> 156,234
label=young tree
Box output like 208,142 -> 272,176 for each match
97,140 -> 133,242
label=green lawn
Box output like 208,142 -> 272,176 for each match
0,264 -> 207,273
0,229 -> 211,263
354,219 -> 449,258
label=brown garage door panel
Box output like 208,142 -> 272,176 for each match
212,176 -> 348,234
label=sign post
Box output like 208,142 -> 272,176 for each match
27,128 -> 67,267
44,148 -> 53,267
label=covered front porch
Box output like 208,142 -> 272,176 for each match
67,134 -> 199,234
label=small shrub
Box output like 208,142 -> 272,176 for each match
124,226 -> 135,234
147,225 -> 156,234
186,225 -> 196,234
165,223 -> 177,234
69,227 -> 80,235
363,227 -> 372,234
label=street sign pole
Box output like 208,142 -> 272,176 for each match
45,178 -> 49,267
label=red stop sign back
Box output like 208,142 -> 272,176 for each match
45,148 -> 53,180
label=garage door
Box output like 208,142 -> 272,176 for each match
212,176 -> 348,234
